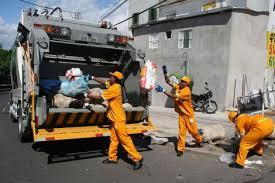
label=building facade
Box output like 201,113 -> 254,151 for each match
128,0 -> 270,110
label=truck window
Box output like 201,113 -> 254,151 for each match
10,45 -> 18,89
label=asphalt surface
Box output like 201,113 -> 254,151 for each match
0,91 -> 275,183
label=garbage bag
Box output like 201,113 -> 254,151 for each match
140,60 -> 157,92
54,94 -> 83,108
60,75 -> 90,97
85,88 -> 109,107
87,88 -> 102,98
65,67 -> 83,81
200,124 -> 226,142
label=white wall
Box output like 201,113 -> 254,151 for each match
225,11 -> 269,108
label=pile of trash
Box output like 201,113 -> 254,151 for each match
52,68 -> 107,109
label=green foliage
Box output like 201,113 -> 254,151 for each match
0,48 -> 12,84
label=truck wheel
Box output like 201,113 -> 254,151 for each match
10,113 -> 17,123
9,101 -> 18,123
18,108 -> 31,142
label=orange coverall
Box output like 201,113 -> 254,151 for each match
174,84 -> 203,152
102,83 -> 142,162
235,114 -> 274,166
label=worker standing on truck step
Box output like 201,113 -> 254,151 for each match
155,66 -> 203,157
228,112 -> 274,169
90,71 -> 143,170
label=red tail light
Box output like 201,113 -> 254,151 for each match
33,24 -> 71,38
115,36 -> 128,44
33,23 -> 42,28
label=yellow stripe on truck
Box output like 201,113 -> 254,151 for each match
79,113 -> 89,124
45,113 -> 54,126
135,111 -> 143,121
97,113 -> 105,124
67,113 -> 78,125
32,122 -> 156,142
126,111 -> 132,121
56,112 -> 66,126
88,113 -> 98,125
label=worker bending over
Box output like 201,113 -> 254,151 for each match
90,71 -> 143,170
228,112 -> 274,169
156,66 -> 203,157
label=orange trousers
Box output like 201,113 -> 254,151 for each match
177,114 -> 203,152
108,121 -> 142,162
236,119 -> 274,166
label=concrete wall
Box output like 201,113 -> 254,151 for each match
159,0 -> 229,19
128,0 -> 268,27
132,12 -> 232,108
225,10 -> 269,108
246,0 -> 269,12
226,0 -> 247,8
159,0 -> 268,19
129,1 -> 269,110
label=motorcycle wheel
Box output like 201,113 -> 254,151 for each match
203,101 -> 218,114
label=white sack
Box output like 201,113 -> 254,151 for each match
200,124 -> 226,142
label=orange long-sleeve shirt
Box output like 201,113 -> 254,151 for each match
174,84 -> 194,117
236,114 -> 273,135
102,83 -> 126,123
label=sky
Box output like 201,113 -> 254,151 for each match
0,0 -> 128,49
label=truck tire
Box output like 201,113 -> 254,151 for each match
10,113 -> 17,123
18,108 -> 31,142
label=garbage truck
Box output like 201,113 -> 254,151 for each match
9,8 -> 155,142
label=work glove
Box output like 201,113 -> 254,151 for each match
162,65 -> 167,75
155,85 -> 165,93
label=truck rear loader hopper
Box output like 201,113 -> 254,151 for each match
9,9 -> 156,142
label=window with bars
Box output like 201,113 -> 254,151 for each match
132,13 -> 139,25
149,34 -> 159,49
165,31 -> 172,39
178,30 -> 192,48
149,8 -> 157,22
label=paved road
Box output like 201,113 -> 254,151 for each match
0,92 -> 274,183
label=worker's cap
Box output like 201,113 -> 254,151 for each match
109,71 -> 124,80
228,111 -> 238,122
181,76 -> 191,85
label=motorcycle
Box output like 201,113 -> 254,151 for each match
192,82 -> 218,114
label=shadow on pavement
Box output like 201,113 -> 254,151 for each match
167,136 -> 207,152
32,134 -> 153,164
215,138 -> 240,153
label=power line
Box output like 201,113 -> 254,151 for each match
99,0 -> 128,22
113,0 -> 186,26
99,0 -> 124,20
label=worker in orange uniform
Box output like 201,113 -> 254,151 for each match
90,71 -> 143,170
156,66 -> 203,157
228,112 -> 274,169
